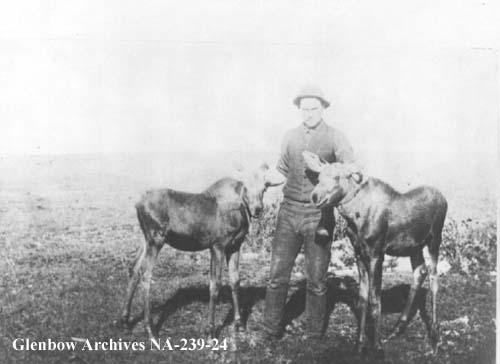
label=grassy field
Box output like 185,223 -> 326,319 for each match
0,154 -> 496,364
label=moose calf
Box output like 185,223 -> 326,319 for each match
303,151 -> 447,357
119,164 -> 282,339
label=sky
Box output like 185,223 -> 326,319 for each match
0,1 -> 498,191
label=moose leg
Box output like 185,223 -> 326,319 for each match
143,243 -> 160,339
208,247 -> 223,337
428,245 -> 440,353
388,250 -> 427,339
120,245 -> 146,325
369,256 -> 384,358
226,249 -> 243,331
417,292 -> 433,342
355,257 -> 370,355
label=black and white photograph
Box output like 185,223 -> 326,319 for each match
0,1 -> 498,363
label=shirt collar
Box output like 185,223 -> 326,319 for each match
302,119 -> 325,132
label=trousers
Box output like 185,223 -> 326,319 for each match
263,199 -> 334,337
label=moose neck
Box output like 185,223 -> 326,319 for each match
337,178 -> 365,216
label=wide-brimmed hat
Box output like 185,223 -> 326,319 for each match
293,85 -> 330,108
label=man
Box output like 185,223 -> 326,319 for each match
262,85 -> 355,340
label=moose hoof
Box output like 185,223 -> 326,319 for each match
354,343 -> 369,357
354,342 -> 384,360
373,346 -> 385,360
429,326 -> 440,354
234,319 -> 245,332
114,317 -> 132,329
204,325 -> 217,338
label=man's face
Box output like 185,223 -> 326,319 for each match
299,97 -> 324,127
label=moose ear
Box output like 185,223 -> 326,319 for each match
351,172 -> 363,184
259,163 -> 284,187
258,163 -> 269,172
265,168 -> 285,187
302,151 -> 326,173
345,163 -> 363,184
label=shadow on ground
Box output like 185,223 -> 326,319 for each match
282,275 -> 431,339
124,274 -> 429,339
